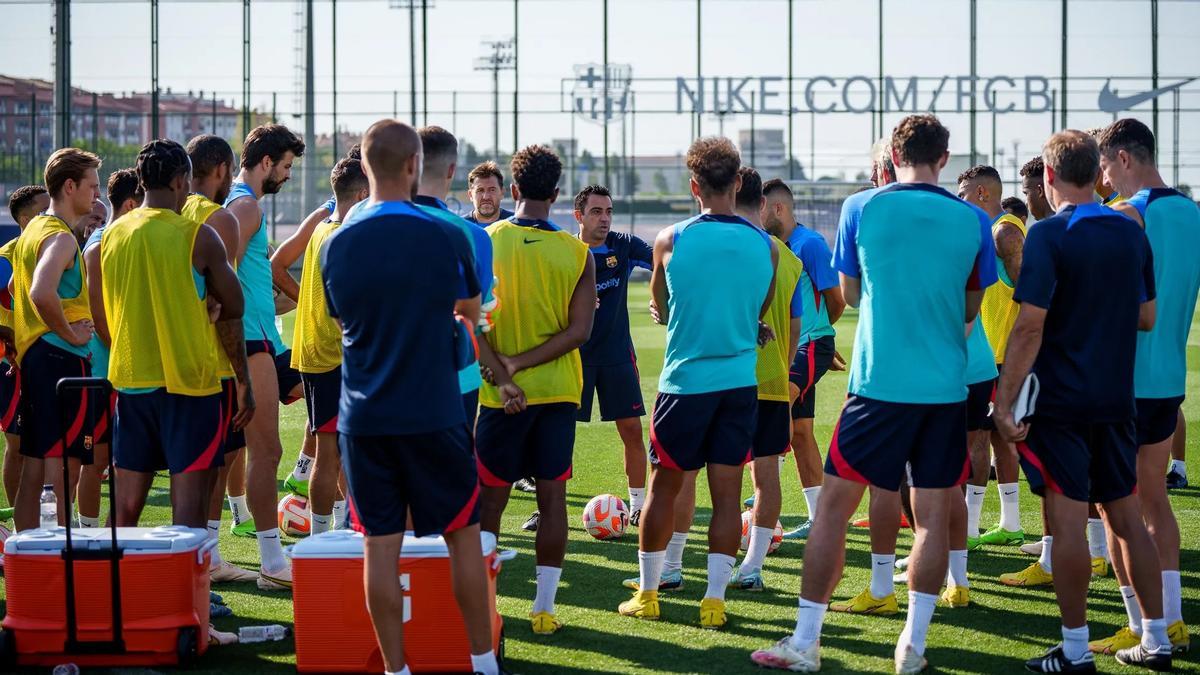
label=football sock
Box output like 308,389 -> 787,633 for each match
532,565 -> 561,615
898,591 -> 937,656
1170,459 -> 1187,478
332,500 -> 347,529
1061,625 -> 1089,662
628,487 -> 646,514
256,528 -> 287,573
638,550 -> 666,592
228,495 -> 248,526
291,452 -> 313,482
1121,586 -> 1143,634
311,512 -> 332,535
663,531 -> 687,572
78,514 -> 99,528
1038,535 -> 1053,574
965,485 -> 986,537
207,519 -> 224,567
1086,518 -> 1108,561
386,667 -> 411,675
947,549 -> 969,588
1143,617 -> 1170,651
470,651 -> 499,675
870,553 -> 895,599
1162,570 -> 1182,624
705,553 -> 736,601
997,482 -> 1021,531
739,526 -> 773,575
790,597 -> 827,651
802,486 -> 821,520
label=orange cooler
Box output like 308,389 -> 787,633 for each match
1,525 -> 213,667
292,529 -> 505,673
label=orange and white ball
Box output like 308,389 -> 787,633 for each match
739,510 -> 784,554
582,494 -> 629,540
277,494 -> 311,537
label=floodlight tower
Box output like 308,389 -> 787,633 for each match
475,39 -> 515,159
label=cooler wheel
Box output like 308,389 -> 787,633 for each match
0,629 -> 14,668
176,626 -> 198,667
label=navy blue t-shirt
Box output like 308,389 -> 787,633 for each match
580,231 -> 653,366
1014,202 -> 1156,423
463,207 -> 515,226
321,200 -> 481,436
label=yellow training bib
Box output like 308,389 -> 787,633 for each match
980,212 -> 1027,364
756,237 -> 803,402
292,219 -> 343,373
12,215 -> 90,364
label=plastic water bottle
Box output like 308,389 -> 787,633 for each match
51,664 -> 79,675
39,484 -> 56,529
238,624 -> 289,643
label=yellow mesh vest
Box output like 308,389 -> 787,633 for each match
757,238 -> 804,402
181,193 -> 234,379
0,239 -> 16,331
291,219 -> 342,373
12,215 -> 91,365
980,212 -> 1028,364
102,208 -> 221,396
479,220 -> 589,408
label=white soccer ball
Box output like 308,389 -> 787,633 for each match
739,511 -> 784,554
582,494 -> 628,540
277,494 -> 310,537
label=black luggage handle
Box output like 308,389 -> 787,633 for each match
56,376 -> 125,654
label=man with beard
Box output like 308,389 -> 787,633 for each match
465,161 -> 515,226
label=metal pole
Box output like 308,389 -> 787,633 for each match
91,92 -> 97,150
53,0 -> 71,149
151,0 -> 159,138
409,0 -> 416,124
242,0 -> 251,135
211,92 -> 217,135
1060,0 -> 1067,130
393,90 -> 398,119
493,65 -> 500,158
332,0 -> 338,158
810,110 -> 815,180
968,0 -> 976,167
603,0 -> 609,188
750,91 -> 756,168
1151,0 -> 1159,148
621,99 -> 627,195
877,0 -> 883,140
304,0 -> 315,213
512,0 -> 519,154
630,91 -> 636,234
1172,89 -> 1180,185
787,0 -> 794,179
452,91 -> 457,138
696,0 -> 702,137
421,0 -> 428,126
30,93 -> 37,184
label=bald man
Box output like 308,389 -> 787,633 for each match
321,119 -> 500,675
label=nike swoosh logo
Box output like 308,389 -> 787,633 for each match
1002,491 -> 1017,496
875,561 -> 889,566
523,238 -> 540,244
1098,78 -> 1195,113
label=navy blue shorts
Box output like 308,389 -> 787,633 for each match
1135,396 -> 1183,447
274,349 -> 303,405
649,386 -> 756,471
967,378 -> 996,432
113,389 -> 224,474
88,389 -> 116,447
825,394 -> 969,491
19,338 -> 92,461
341,424 -> 480,537
246,339 -> 273,358
1017,416 -> 1137,503
790,335 -> 836,420
462,389 -> 479,432
0,363 -> 23,435
302,367 -> 340,434
753,400 -> 792,458
220,378 -> 244,454
475,403 -> 576,486
578,361 -> 645,422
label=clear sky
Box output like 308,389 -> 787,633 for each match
2,0 -> 1199,184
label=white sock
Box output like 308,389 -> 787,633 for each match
532,565 -> 561,615
1143,617 -> 1170,651
663,531 -> 687,572
1120,586 -> 1143,634
1170,458 -> 1187,478
638,549 -> 665,592
790,597 -> 827,650
1061,624 -> 1089,662
256,528 -> 287,573
947,549 -> 968,588
965,485 -> 986,537
802,486 -> 821,520
870,553 -> 895,599
470,651 -> 499,675
705,553 -> 736,601
1162,570 -> 1182,624
311,512 -> 332,535
332,500 -> 347,529
291,452 -> 313,482
78,514 -> 99,528
207,519 -> 224,568
997,482 -> 1021,531
228,495 -> 248,526
628,487 -> 646,514
1086,518 -> 1108,560
739,526 -> 773,575
385,667 -> 411,675
898,591 -> 937,656
1038,535 -> 1053,574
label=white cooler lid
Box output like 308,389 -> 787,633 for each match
4,525 -> 208,555
290,529 -> 497,559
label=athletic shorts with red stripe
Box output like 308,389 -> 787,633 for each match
649,386 -> 757,471
88,390 -> 117,446
220,378 -> 244,454
0,363 -> 23,435
753,400 -> 792,458
274,349 -> 303,405
825,394 -> 968,491
302,366 -> 340,434
1017,416 -> 1137,503
1135,396 -> 1184,446
475,403 -> 576,485
113,389 -> 224,474
19,338 -> 92,461
790,335 -> 836,420
340,423 -> 480,537
967,378 -> 996,432
578,360 -> 645,422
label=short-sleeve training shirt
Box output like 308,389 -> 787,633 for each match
787,227 -> 839,343
580,231 -> 653,366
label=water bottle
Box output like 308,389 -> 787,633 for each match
39,484 -> 56,529
237,624 -> 289,643
51,664 -> 79,675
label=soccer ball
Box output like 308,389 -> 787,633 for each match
582,494 -> 628,540
739,511 -> 785,554
277,494 -> 310,537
